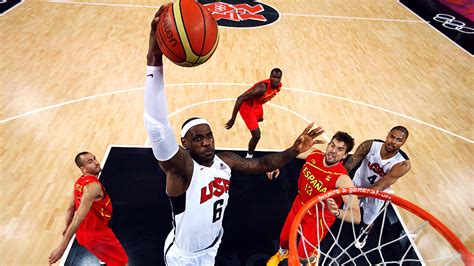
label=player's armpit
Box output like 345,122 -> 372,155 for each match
159,148 -> 194,196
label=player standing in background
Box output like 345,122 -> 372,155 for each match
225,68 -> 283,158
48,152 -> 128,265
344,126 -> 411,248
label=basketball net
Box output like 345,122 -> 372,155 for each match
288,188 -> 473,265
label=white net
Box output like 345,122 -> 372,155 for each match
289,188 -> 472,266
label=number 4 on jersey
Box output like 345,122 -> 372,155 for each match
367,175 -> 377,184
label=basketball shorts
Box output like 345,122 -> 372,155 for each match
164,230 -> 222,266
76,227 -> 128,266
360,196 -> 386,225
239,102 -> 263,131
279,198 -> 335,258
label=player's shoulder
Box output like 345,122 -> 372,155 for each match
306,149 -> 325,159
397,149 -> 409,160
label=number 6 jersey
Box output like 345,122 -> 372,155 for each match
168,155 -> 232,252
352,140 -> 409,190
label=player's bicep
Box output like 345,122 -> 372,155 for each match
75,183 -> 101,221
388,160 -> 411,179
239,84 -> 266,100
337,175 -> 359,207
219,152 -> 261,173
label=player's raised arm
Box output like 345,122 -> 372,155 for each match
144,7 -> 194,196
220,124 -> 324,173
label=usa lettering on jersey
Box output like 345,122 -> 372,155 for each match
200,177 -> 230,204
367,162 -> 386,177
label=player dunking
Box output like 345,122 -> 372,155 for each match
225,68 -> 283,158
267,132 -> 361,266
144,7 -> 325,266
48,152 -> 128,265
344,126 -> 411,248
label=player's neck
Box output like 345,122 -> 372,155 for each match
380,145 -> 398,160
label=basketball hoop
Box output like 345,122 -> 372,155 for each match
288,187 -> 473,265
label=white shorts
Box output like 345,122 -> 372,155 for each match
163,230 -> 222,266
360,197 -> 386,225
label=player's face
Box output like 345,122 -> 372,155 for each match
184,124 -> 215,165
324,139 -> 348,166
384,130 -> 407,153
79,153 -> 102,176
269,71 -> 282,88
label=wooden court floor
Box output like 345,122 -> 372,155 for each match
1,0 -> 472,264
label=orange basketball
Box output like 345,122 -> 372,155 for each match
156,0 -> 219,67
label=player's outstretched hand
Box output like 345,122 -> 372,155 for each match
266,169 -> 280,180
224,118 -> 235,130
291,123 -> 325,154
148,3 -> 171,66
48,245 -> 66,265
151,3 -> 170,31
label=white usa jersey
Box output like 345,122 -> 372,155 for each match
352,140 -> 409,191
168,154 -> 231,252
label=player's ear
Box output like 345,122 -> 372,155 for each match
181,137 -> 188,149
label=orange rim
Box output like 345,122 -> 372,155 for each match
288,187 -> 473,265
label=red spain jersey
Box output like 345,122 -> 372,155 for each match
74,175 -> 112,230
297,150 -> 347,215
244,79 -> 282,106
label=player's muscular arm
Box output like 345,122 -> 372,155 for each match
49,183 -> 102,264
222,123 -> 323,173
63,193 -> 76,235
370,160 -> 411,191
225,83 -> 266,129
334,175 -> 361,224
220,148 -> 299,173
344,140 -> 373,172
159,147 -> 195,196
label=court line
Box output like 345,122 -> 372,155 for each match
47,0 -> 424,23
145,99 -> 330,146
281,13 -> 424,23
47,0 -> 157,9
397,0 -> 473,57
1,83 -> 472,144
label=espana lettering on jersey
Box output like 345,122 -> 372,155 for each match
302,166 -> 329,195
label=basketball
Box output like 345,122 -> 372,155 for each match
156,0 -> 219,67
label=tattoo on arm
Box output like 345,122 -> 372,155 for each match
221,148 -> 298,174
344,140 -> 373,172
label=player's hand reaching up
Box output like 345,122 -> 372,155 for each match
291,123 -> 325,154
148,3 -> 171,66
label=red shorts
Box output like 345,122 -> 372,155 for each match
239,102 -> 263,131
76,227 -> 128,266
279,197 -> 335,258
